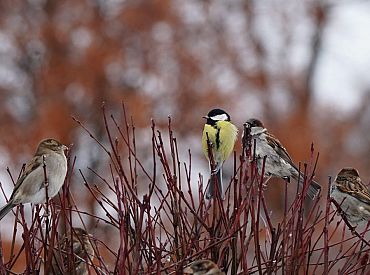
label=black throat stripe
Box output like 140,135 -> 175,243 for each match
215,125 -> 221,149
206,118 -> 216,126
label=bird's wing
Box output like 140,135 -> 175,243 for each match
72,237 -> 84,256
337,178 -> 370,204
265,133 -> 295,165
11,156 -> 43,199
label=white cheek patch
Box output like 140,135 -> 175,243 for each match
211,114 -> 228,121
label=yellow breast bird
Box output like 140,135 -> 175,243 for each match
202,109 -> 238,199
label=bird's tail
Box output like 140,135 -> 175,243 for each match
206,168 -> 224,200
294,175 -> 321,200
0,200 -> 15,221
306,179 -> 321,200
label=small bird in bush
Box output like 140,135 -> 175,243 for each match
50,227 -> 95,275
202,109 -> 238,199
331,167 -> 370,224
0,138 -> 68,220
244,118 -> 321,199
183,259 -> 225,275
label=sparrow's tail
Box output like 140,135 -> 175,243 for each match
0,200 -> 15,221
306,179 -> 321,200
294,174 -> 321,200
206,168 -> 224,200
306,179 -> 321,199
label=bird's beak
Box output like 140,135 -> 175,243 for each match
61,144 -> 70,155
202,116 -> 209,119
244,122 -> 251,128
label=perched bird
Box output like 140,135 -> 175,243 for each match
244,118 -> 321,199
202,109 -> 238,199
0,138 -> 68,220
183,259 -> 225,275
331,167 -> 370,224
50,227 -> 95,275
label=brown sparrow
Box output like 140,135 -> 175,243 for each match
183,259 -> 225,275
50,227 -> 95,275
0,138 -> 68,220
244,118 -> 321,199
331,167 -> 370,224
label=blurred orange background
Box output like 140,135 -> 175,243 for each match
1,0 -> 370,272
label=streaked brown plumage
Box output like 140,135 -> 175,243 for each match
0,138 -> 68,220
49,227 -> 95,275
183,259 -> 225,275
244,118 -> 321,199
331,167 -> 370,224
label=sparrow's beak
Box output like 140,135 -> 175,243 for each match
62,144 -> 71,155
202,116 -> 209,119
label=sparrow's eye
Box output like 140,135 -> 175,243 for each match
247,119 -> 262,127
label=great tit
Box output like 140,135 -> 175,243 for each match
202,109 -> 238,199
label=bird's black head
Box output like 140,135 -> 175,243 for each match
245,118 -> 264,128
203,109 -> 231,125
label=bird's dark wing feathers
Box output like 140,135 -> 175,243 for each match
337,178 -> 370,204
11,156 -> 43,199
265,133 -> 295,166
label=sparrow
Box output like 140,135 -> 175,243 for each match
330,167 -> 370,224
0,138 -> 68,220
183,259 -> 225,275
202,109 -> 238,199
50,227 -> 95,275
244,118 -> 321,199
